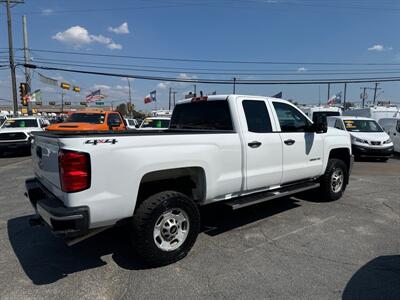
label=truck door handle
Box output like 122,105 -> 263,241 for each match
284,139 -> 295,145
248,141 -> 262,148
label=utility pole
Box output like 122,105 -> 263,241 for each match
22,15 -> 32,115
362,87 -> 366,108
5,0 -> 18,116
193,84 -> 196,96
61,92 -> 65,113
172,91 -> 177,108
318,85 -> 321,106
343,83 -> 347,110
373,82 -> 379,105
168,87 -> 171,110
127,78 -> 132,117
233,77 -> 236,94
327,83 -> 330,102
360,86 -> 380,108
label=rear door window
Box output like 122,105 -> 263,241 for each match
242,100 -> 272,133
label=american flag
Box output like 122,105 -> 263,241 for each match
85,89 -> 103,103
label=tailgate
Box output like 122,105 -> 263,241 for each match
32,134 -> 62,192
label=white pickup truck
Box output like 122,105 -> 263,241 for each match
26,95 -> 353,266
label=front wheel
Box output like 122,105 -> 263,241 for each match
130,191 -> 200,266
319,159 -> 348,201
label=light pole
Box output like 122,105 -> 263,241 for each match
5,0 -> 19,116
127,78 -> 132,116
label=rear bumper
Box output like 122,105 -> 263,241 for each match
25,178 -> 89,238
352,145 -> 394,158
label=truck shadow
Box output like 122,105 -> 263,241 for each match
342,255 -> 400,300
200,197 -> 301,236
8,197 -> 300,285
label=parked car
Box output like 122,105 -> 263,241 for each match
0,117 -> 46,154
125,118 -> 139,129
26,94 -> 353,266
378,118 -> 400,154
0,115 -> 7,126
327,116 -> 393,161
139,117 -> 170,129
46,111 -> 126,131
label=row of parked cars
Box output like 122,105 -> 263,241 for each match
0,110 -> 171,155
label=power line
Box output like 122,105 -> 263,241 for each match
18,59 -> 400,76
4,0 -> 400,16
22,63 -> 400,85
25,54 -> 400,73
27,48 -> 400,66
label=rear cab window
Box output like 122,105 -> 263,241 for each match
170,100 -> 233,131
2,119 -> 39,128
312,111 -> 340,124
67,113 -> 105,124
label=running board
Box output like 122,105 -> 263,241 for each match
225,181 -> 320,210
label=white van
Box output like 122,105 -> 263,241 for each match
327,116 -> 394,161
343,106 -> 399,122
378,118 -> 400,153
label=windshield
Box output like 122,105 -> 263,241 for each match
66,113 -> 105,124
312,111 -> 340,123
141,118 -> 170,128
2,119 -> 38,128
344,119 -> 383,132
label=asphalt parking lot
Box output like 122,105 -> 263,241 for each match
0,154 -> 399,299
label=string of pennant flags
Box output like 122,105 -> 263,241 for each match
37,72 -> 106,104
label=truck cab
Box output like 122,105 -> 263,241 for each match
46,110 -> 126,131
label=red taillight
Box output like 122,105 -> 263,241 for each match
59,150 -> 91,193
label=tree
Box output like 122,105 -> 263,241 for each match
116,103 -> 127,116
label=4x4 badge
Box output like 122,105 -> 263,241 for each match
85,139 -> 118,145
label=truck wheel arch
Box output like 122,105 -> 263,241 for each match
136,167 -> 206,209
328,148 -> 351,183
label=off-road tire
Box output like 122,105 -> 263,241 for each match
130,191 -> 200,267
319,158 -> 348,201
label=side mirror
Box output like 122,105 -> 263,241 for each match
135,124 -> 140,128
312,116 -> 327,134
41,123 -> 48,128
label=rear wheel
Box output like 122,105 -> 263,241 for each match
319,159 -> 348,201
130,191 -> 200,266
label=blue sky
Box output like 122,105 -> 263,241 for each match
1,0 -> 400,111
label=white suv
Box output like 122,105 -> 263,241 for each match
328,116 -> 393,161
0,117 -> 46,154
